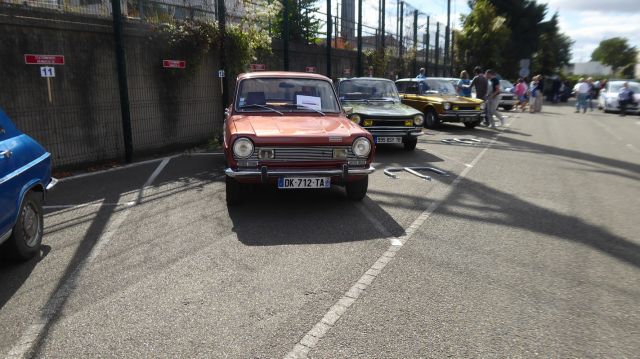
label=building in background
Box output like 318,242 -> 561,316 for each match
564,61 -> 613,76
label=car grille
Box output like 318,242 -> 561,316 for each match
240,146 -> 358,161
501,95 -> 514,100
454,106 -> 479,111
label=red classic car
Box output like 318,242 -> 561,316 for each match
224,71 -> 376,204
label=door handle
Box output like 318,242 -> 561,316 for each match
0,150 -> 12,159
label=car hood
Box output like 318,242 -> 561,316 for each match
415,94 -> 484,104
231,115 -> 367,144
341,101 -> 422,117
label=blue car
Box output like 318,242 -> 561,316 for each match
0,108 -> 56,260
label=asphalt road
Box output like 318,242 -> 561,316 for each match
1,103 -> 639,358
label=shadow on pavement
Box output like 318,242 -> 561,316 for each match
228,186 -> 406,246
0,245 -> 50,310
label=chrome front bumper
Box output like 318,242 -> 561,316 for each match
225,165 -> 375,181
366,127 -> 423,137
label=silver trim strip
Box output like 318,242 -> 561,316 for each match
0,229 -> 12,246
46,177 -> 58,191
0,152 -> 50,186
225,166 -> 375,178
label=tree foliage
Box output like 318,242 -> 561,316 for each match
271,0 -> 322,44
457,0 -> 572,78
532,13 -> 573,75
591,37 -> 637,72
455,0 -> 511,72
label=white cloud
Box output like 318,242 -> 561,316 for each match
544,0 -> 640,14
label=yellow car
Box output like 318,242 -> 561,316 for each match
396,78 -> 486,129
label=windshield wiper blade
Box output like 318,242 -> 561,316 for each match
283,103 -> 325,116
239,104 -> 283,115
367,97 -> 396,102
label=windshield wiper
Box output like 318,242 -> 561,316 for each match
239,104 -> 283,115
366,97 -> 396,103
283,103 -> 325,116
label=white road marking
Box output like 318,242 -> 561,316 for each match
353,200 -> 399,246
6,159 -> 170,359
590,118 -> 624,141
43,202 -> 134,210
56,156 -> 175,183
284,120 -> 507,359
136,157 -> 172,205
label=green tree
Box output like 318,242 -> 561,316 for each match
531,13 -> 573,75
271,0 -> 322,44
455,0 -> 511,72
591,37 -> 637,73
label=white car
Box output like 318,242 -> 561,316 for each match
498,79 -> 518,111
598,80 -> 640,114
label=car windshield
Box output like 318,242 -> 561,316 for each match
338,79 -> 401,102
396,79 -> 456,95
500,80 -> 514,90
235,77 -> 340,113
608,82 -> 640,93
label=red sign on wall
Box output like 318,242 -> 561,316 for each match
163,60 -> 186,69
250,63 -> 266,71
305,66 -> 316,73
24,54 -> 65,65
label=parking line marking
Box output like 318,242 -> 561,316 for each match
353,200 -> 398,245
284,120 -> 507,359
6,158 -> 171,359
43,202 -> 135,210
185,152 -> 224,156
136,157 -> 172,205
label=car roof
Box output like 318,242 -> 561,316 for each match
341,77 -> 394,82
237,71 -> 331,81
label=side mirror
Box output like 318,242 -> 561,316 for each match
343,106 -> 353,115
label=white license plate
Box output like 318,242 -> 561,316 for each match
278,177 -> 331,189
375,136 -> 402,144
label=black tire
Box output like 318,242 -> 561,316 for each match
4,191 -> 43,260
403,138 -> 418,151
226,176 -> 242,205
345,177 -> 368,201
424,109 -> 440,129
464,120 -> 481,129
502,105 -> 513,111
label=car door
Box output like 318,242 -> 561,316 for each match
0,111 -> 18,234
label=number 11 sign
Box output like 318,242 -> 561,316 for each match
40,67 -> 55,77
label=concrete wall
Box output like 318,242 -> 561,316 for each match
0,7 -> 222,169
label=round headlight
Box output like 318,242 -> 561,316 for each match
350,114 -> 361,124
232,137 -> 254,158
413,114 -> 424,126
443,102 -> 451,110
352,137 -> 372,158
480,102 -> 486,110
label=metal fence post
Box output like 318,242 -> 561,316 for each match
111,0 -> 133,163
357,0 -> 362,77
217,0 -> 228,108
435,22 -> 440,77
425,16 -> 429,75
412,10 -> 417,76
398,1 -> 404,77
326,0 -> 332,78
283,0 -> 289,70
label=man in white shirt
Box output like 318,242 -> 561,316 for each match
573,78 -> 590,113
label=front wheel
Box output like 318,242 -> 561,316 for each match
403,138 -> 418,151
345,177 -> 368,201
424,109 -> 440,129
502,105 -> 513,111
3,191 -> 44,260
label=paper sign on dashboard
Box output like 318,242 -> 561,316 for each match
296,95 -> 322,111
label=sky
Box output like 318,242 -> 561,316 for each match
313,0 -> 639,63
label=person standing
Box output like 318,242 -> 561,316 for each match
514,78 -> 528,112
534,74 -> 544,112
416,67 -> 426,79
464,66 -> 489,123
529,76 -> 540,113
618,82 -> 634,116
485,69 -> 505,128
586,77 -> 595,111
457,70 -> 472,97
573,77 -> 590,113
